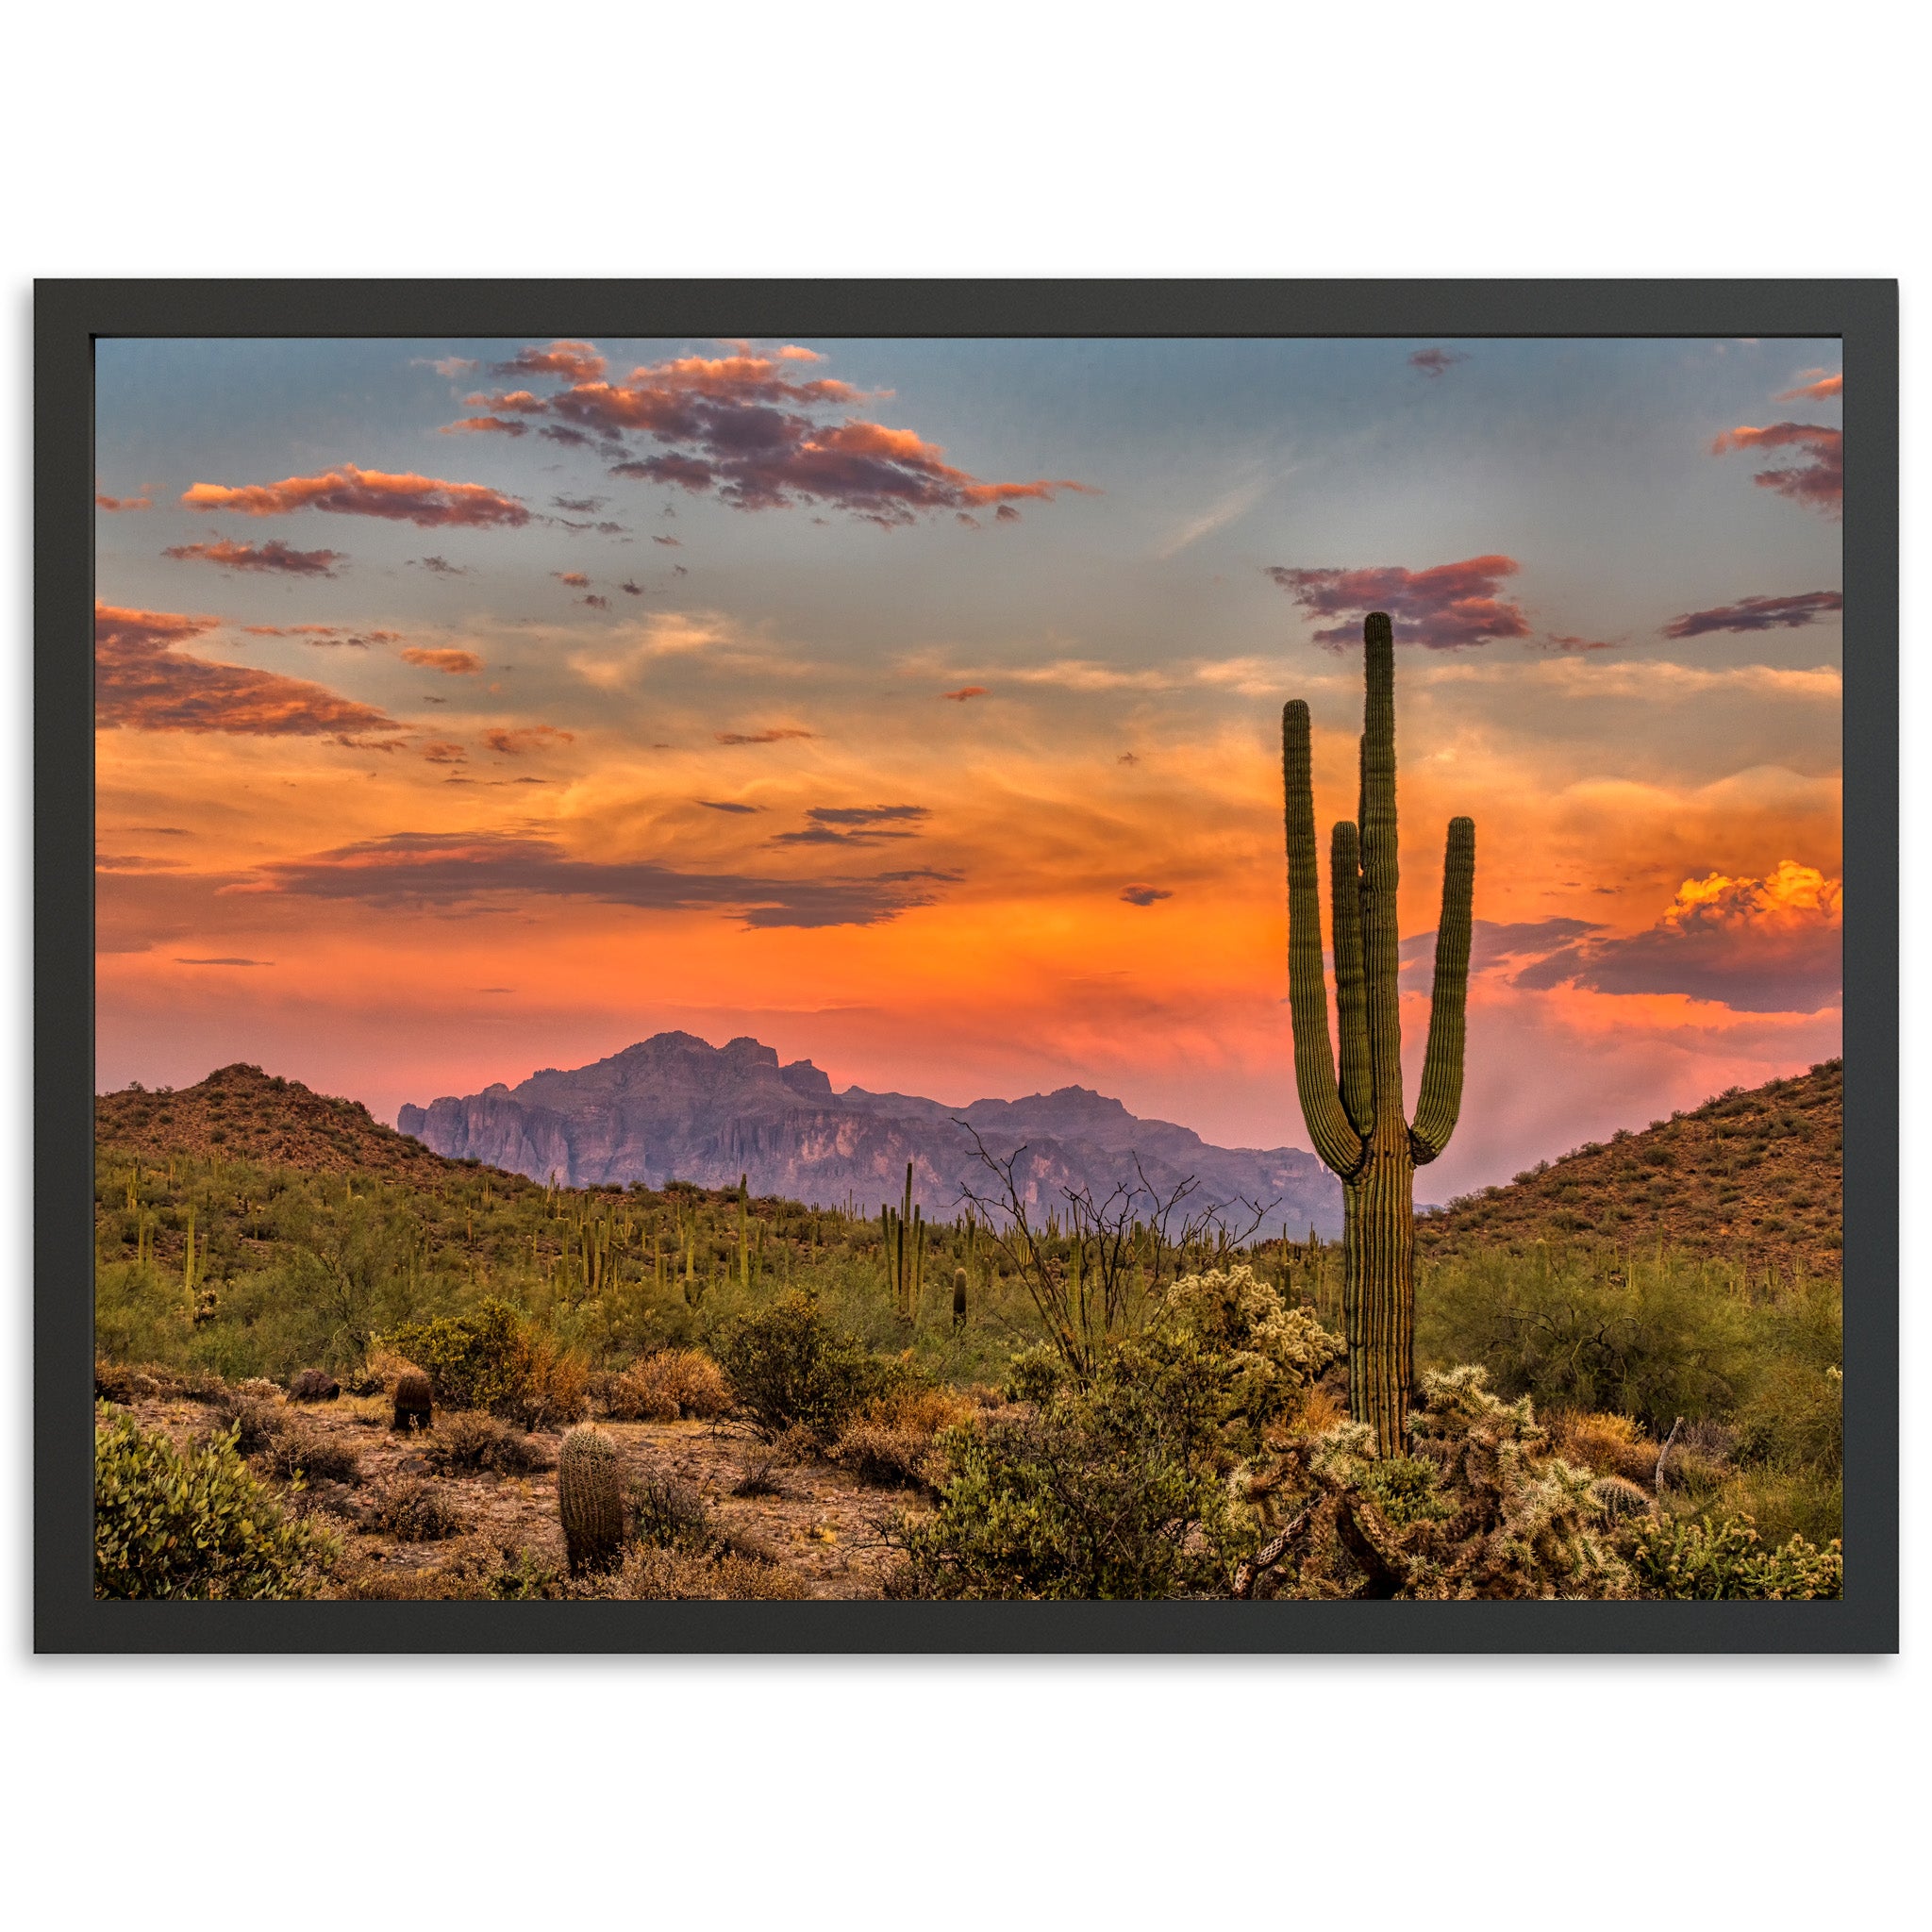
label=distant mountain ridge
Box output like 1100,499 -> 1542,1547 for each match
397,1031 -> 1345,1235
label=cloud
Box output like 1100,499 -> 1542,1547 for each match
240,624 -> 399,648
94,603 -> 399,737
247,829 -> 958,929
400,646 -> 483,675
174,957 -> 273,966
1538,633 -> 1618,653
1662,591 -> 1842,639
438,343 -> 1092,529
1400,917 -> 1605,979
554,571 -> 590,587
410,555 -> 468,575
552,495 -> 607,513
941,686 -> 988,702
95,492 -> 152,511
482,724 -> 575,755
1775,371 -> 1842,402
1264,554 -> 1529,649
419,741 -> 467,763
163,538 -> 346,576
425,356 -> 478,377
1120,885 -> 1173,907
994,504 -> 1023,523
1408,347 -> 1468,377
620,580 -> 644,596
441,415 -> 528,438
714,726 -> 815,745
491,340 -> 608,382
773,804 -> 930,846
1710,422 -> 1843,515
582,593 -> 610,610
1156,468 -> 1272,559
1512,862 -> 1841,1012
181,464 -> 529,528
699,800 -> 760,813
653,534 -> 682,547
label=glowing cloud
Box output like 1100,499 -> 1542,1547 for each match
1710,422 -> 1843,515
163,538 -> 346,576
181,465 -> 529,529
400,646 -> 483,675
94,603 -> 398,738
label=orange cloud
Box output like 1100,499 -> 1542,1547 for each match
242,625 -> 399,647
95,491 -> 152,511
94,603 -> 398,737
554,572 -> 591,588
419,741 -> 467,763
482,724 -> 575,756
441,415 -> 528,438
1710,422 -> 1842,515
181,464 -> 529,528
1513,862 -> 1840,1012
1775,372 -> 1842,402
165,538 -> 345,576
491,341 -> 607,382
941,686 -> 988,702
400,646 -> 483,675
714,727 -> 815,746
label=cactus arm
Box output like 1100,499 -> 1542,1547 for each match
1282,699 -> 1365,1177
1329,818 -> 1374,1140
1410,815 -> 1475,1164
1357,613 -> 1406,1124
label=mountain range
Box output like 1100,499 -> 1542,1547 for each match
397,1031 -> 1344,1236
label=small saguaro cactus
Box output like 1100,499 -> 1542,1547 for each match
1282,610 -> 1474,1457
558,1424 -> 625,1574
953,1266 -> 968,1329
392,1368 -> 434,1432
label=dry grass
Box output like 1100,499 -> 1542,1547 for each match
1549,1410 -> 1663,1485
425,1408 -> 555,1475
831,1381 -> 978,1489
366,1475 -> 470,1541
583,1544 -> 809,1600
351,1348 -> 421,1399
597,1348 -> 732,1423
266,1428 -> 362,1484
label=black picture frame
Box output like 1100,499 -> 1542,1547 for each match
38,277 -> 1897,1654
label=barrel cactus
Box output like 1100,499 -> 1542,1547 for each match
558,1424 -> 625,1573
1283,610 -> 1474,1456
953,1266 -> 968,1329
392,1368 -> 433,1432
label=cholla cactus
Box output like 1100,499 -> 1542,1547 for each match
1283,611 -> 1474,1455
558,1425 -> 624,1573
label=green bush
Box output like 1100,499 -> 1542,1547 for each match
385,1299 -> 527,1411
1630,1511 -> 1842,1599
712,1291 -> 900,1441
94,1408 -> 332,1599
901,1336 -> 1257,1599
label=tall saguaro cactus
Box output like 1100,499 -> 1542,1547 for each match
1283,611 -> 1474,1455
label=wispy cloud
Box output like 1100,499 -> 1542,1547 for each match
1155,463 -> 1274,559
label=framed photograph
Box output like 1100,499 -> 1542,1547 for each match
37,279 -> 1896,1651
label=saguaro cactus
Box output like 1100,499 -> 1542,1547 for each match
1282,611 -> 1474,1455
558,1425 -> 625,1573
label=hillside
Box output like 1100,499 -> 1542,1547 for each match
399,1031 -> 1345,1236
1417,1058 -> 1842,1277
95,1062 -> 476,1182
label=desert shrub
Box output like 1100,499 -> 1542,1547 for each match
1419,1250 -> 1747,1430
1548,1410 -> 1662,1485
627,1474 -> 714,1552
569,1544 -> 808,1601
94,1410 -> 333,1599
426,1409 -> 555,1475
266,1428 -> 361,1484
1629,1511 -> 1842,1599
209,1391 -> 286,1457
1003,1341 -> 1064,1405
367,1475 -> 470,1541
832,1382 -> 976,1489
598,1348 -> 732,1423
347,1347 -> 417,1397
383,1300 -> 588,1429
712,1291 -> 902,1441
236,1376 -> 282,1403
1734,1360 -> 1842,1474
94,1359 -> 164,1405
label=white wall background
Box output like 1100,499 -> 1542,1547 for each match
2,6 -> 1919,1924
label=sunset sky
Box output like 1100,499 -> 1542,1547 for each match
93,335 -> 1844,1199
